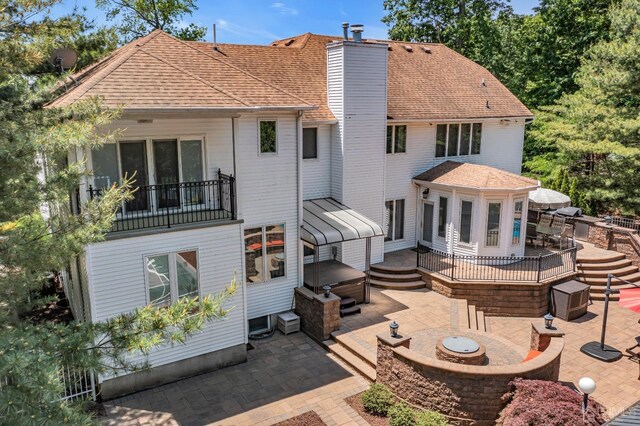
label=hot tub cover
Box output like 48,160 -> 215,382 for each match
301,198 -> 384,246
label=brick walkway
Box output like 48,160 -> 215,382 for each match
103,332 -> 369,426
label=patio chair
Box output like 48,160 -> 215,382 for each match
626,319 -> 640,379
536,214 -> 554,246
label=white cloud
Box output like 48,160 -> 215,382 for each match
271,2 -> 298,15
215,18 -> 281,41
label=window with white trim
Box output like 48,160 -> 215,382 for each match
486,202 -> 502,246
459,200 -> 473,244
146,250 -> 199,307
259,120 -> 277,154
435,123 -> 482,157
384,199 -> 405,241
386,125 -> 407,154
438,196 -> 448,238
303,127 -> 318,159
512,199 -> 523,245
244,224 -> 286,283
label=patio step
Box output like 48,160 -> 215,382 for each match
577,271 -> 640,286
577,265 -> 639,279
453,299 -> 469,331
331,332 -> 377,368
370,265 -> 418,275
340,305 -> 361,317
577,258 -> 632,271
468,304 -> 478,331
323,340 -> 376,382
369,270 -> 423,282
576,252 -> 626,264
369,278 -> 426,290
340,297 -> 356,309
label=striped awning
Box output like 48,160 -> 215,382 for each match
301,198 -> 384,246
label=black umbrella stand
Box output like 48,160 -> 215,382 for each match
580,274 -> 623,362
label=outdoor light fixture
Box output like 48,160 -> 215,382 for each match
544,313 -> 555,329
322,285 -> 331,298
389,321 -> 399,338
578,377 -> 596,416
604,216 -> 612,225
422,188 -> 430,198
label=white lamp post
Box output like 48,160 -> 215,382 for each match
578,377 -> 596,417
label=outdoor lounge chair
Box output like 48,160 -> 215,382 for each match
536,214 -> 554,246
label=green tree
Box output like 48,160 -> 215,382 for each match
382,0 -> 511,67
0,1 -> 233,423
530,0 -> 640,215
96,0 -> 208,42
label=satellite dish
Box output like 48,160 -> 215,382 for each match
49,48 -> 78,72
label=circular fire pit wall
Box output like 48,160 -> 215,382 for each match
436,336 -> 487,365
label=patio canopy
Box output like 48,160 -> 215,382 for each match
528,188 -> 571,210
301,198 -> 384,246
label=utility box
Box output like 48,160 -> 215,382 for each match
551,280 -> 590,321
277,311 -> 300,335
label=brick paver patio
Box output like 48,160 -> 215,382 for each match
103,332 -> 369,426
103,285 -> 640,424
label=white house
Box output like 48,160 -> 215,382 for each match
49,24 -> 535,397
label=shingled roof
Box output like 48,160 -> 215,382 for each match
50,30 -> 533,121
413,161 -> 539,191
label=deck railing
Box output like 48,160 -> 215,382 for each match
87,171 -> 236,233
417,246 -> 577,283
606,216 -> 640,233
0,363 -> 96,402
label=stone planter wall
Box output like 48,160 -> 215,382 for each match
376,325 -> 564,426
418,270 -> 573,317
588,222 -> 640,267
294,287 -> 340,342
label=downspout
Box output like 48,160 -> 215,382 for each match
232,116 -> 248,344
297,111 -> 303,289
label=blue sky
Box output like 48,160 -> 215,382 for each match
51,0 -> 540,45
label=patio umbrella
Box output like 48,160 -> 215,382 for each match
619,287 -> 640,314
528,188 -> 571,210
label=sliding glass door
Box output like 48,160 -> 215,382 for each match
119,141 -> 148,212
153,139 -> 180,208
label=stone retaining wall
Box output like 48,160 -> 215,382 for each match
376,325 -> 564,426
418,270 -> 574,317
588,222 -> 640,267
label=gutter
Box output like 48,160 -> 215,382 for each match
411,179 -> 540,193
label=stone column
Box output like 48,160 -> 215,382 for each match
294,287 -> 340,342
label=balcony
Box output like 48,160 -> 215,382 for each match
87,171 -> 236,234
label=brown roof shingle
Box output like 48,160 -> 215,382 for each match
413,161 -> 539,191
50,31 -> 533,121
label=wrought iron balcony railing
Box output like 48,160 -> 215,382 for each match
87,171 -> 236,233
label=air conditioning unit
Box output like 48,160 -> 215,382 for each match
277,311 -> 300,335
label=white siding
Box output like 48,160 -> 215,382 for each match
86,225 -> 246,372
235,113 -> 300,319
302,124 -> 331,200
469,121 -> 526,174
327,47 -> 344,202
327,42 -> 388,270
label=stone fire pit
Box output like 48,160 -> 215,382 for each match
436,336 -> 487,365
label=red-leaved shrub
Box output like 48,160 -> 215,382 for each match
497,378 -> 608,425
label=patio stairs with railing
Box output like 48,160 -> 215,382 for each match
323,332 -> 377,382
369,265 -> 426,290
576,252 -> 640,301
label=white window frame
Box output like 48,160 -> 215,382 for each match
144,248 -> 201,307
437,195 -> 449,240
435,123 -> 482,158
386,125 -> 407,154
244,223 -> 287,284
88,135 -> 207,189
302,126 -> 319,160
484,201 -> 503,248
512,198 -> 524,246
458,198 -> 474,246
385,199 -> 405,241
258,119 -> 278,155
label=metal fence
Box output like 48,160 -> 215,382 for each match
607,216 -> 640,233
1,364 -> 96,402
87,171 -> 236,233
417,246 -> 577,282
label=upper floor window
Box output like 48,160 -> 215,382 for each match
386,125 -> 407,154
384,199 -> 405,241
91,138 -> 204,190
244,224 -> 286,283
259,120 -> 277,154
303,127 -> 318,159
435,123 -> 482,157
146,250 -> 199,308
